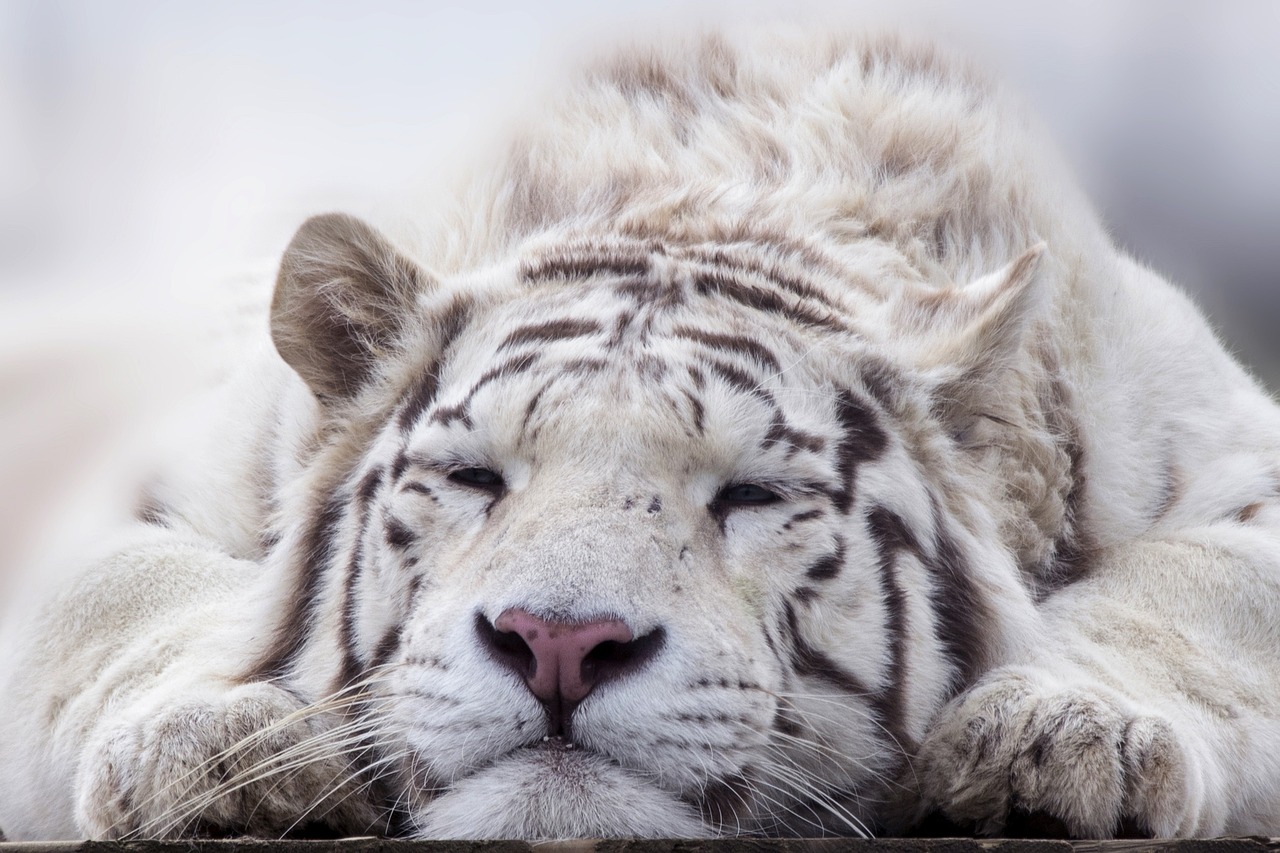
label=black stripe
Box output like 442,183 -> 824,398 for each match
926,499 -> 989,690
637,354 -> 668,380
429,401 -> 472,429
684,245 -> 844,310
866,506 -> 913,754
498,318 -> 603,350
692,270 -> 846,333
246,489 -> 346,681
397,366 -> 441,432
868,502 -> 988,695
772,706 -> 803,737
782,601 -> 872,696
354,466 -> 385,507
831,390 -> 888,513
522,380 -> 551,428
859,358 -> 901,413
370,567 -> 425,671
390,449 -> 412,483
705,358 -> 765,397
522,253 -> 650,282
764,413 -> 826,456
431,352 -> 541,427
609,311 -> 635,347
334,544 -> 366,692
561,356 -> 608,374
384,517 -> 417,550
1046,433 -> 1091,593
804,537 -> 845,580
473,352 -> 540,392
395,299 -> 470,432
670,325 -> 783,373
783,508 -> 825,529
683,390 -> 706,434
335,466 -> 385,692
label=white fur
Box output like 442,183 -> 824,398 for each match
2,30 -> 1280,841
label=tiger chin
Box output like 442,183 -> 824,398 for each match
4,29 -> 1280,843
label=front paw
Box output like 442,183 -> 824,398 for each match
911,670 -> 1206,838
74,681 -> 381,839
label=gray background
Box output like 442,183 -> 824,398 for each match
0,0 -> 1277,584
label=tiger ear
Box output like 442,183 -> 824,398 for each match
271,213 -> 429,401
934,243 -> 1048,372
902,243 -> 1049,411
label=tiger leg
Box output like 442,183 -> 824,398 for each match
910,522 -> 1280,838
0,525 -> 378,840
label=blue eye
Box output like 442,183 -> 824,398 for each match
448,467 -> 505,494
716,483 -> 781,506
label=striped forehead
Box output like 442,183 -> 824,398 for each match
424,302 -> 818,428
398,291 -> 858,468
391,236 -> 897,461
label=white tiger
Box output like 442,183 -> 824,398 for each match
2,30 -> 1280,842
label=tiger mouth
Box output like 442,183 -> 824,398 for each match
400,735 -> 719,839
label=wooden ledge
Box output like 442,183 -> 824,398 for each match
1,839 -> 1278,853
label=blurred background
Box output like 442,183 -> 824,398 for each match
1,0 -> 1278,588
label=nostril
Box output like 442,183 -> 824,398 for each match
475,612 -> 536,679
582,627 -> 666,685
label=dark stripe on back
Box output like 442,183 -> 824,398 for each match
522,252 -> 650,282
684,244 -> 845,310
692,270 -> 847,333
705,358 -> 765,397
561,356 -> 608,374
670,325 -> 783,373
859,358 -> 902,413
498,318 -> 603,351
390,449 -> 412,484
354,466 -> 384,507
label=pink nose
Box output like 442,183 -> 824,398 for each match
477,608 -> 665,736
494,609 -> 633,704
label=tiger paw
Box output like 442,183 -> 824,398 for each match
911,670 -> 1211,838
74,681 -> 381,839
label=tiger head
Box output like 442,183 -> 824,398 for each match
257,213 -> 1058,838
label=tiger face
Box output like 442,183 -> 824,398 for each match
263,214 -> 1044,838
